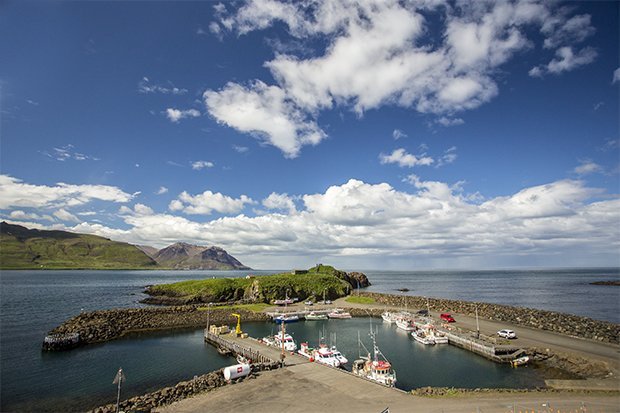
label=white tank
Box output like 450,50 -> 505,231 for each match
223,363 -> 250,381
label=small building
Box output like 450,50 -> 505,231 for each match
291,269 -> 308,275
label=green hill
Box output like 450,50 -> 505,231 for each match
143,266 -> 362,305
0,222 -> 158,269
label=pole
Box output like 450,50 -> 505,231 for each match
280,319 -> 286,366
475,305 -> 480,339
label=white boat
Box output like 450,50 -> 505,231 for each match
352,331 -> 396,387
271,331 -> 297,351
381,311 -> 397,324
412,329 -> 435,345
330,346 -> 348,365
297,342 -> 315,359
395,318 -> 415,331
511,356 -> 530,367
431,330 -> 449,344
328,309 -> 352,319
305,311 -> 328,320
273,314 -> 300,323
313,344 -> 341,367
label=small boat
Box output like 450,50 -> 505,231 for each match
511,356 -> 530,367
236,354 -> 251,364
264,331 -> 297,351
273,314 -> 300,323
352,330 -> 396,387
412,329 -> 435,345
330,346 -> 348,365
381,311 -> 397,324
305,311 -> 328,320
431,330 -> 449,344
395,318 -> 415,331
328,309 -> 352,319
297,342 -> 315,359
313,344 -> 341,367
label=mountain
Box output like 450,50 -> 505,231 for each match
0,222 -> 157,269
151,242 -> 251,270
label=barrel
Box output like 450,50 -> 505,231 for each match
223,363 -> 250,381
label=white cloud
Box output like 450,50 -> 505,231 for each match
120,203 -> 154,216
191,160 -> 215,170
169,190 -> 255,215
233,145 -> 249,153
165,108 -> 201,123
436,146 -> 458,167
139,77 -> 187,95
204,80 -> 325,158
43,144 -> 99,162
204,0 -> 597,157
0,175 -> 134,209
436,117 -> 464,127
530,46 -> 597,77
156,186 -> 169,195
392,129 -> 407,140
262,192 -> 296,214
53,208 -> 81,223
574,160 -> 603,176
379,148 -> 434,168
613,68 -> 620,84
8,210 -> 54,222
18,176 -> 619,269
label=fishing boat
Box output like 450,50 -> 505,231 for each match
381,311 -> 397,324
297,342 -> 315,359
268,331 -> 297,351
352,330 -> 396,387
328,309 -> 352,319
412,328 -> 435,345
395,317 -> 415,331
273,314 -> 300,323
313,344 -> 341,367
305,311 -> 328,320
511,355 -> 530,367
431,330 -> 449,344
330,346 -> 348,365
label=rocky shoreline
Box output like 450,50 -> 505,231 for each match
47,306 -> 270,347
359,292 -> 620,345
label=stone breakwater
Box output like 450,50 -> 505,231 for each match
89,363 -> 281,413
47,306 -> 270,348
358,292 -> 620,345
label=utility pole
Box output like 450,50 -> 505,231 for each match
475,305 -> 480,339
113,368 -> 126,413
280,319 -> 286,366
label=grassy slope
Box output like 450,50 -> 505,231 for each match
0,223 -> 157,269
148,268 -> 351,304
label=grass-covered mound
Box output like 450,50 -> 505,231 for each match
144,265 -> 354,305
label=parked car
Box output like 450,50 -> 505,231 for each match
325,300 -> 332,305
416,309 -> 429,316
440,313 -> 455,322
497,329 -> 517,339
304,300 -> 313,306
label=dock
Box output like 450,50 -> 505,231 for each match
440,328 -> 527,363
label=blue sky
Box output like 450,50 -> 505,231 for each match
1,0 -> 618,269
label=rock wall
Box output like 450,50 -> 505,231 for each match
90,363 -> 280,413
358,292 -> 619,344
48,306 -> 270,347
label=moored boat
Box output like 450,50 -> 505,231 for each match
313,344 -> 341,367
305,311 -> 328,320
273,314 -> 300,323
328,309 -> 352,319
265,331 -> 297,351
330,346 -> 348,365
381,311 -> 397,324
352,331 -> 396,387
395,318 -> 415,331
412,329 -> 435,345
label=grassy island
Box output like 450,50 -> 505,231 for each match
144,265 -> 367,305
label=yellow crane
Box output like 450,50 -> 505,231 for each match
231,313 -> 242,336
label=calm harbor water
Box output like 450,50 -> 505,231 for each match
0,268 -> 618,411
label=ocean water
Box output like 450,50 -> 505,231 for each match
0,268 -> 618,411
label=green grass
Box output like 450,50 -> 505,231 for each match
345,296 -> 376,305
150,267 -> 351,304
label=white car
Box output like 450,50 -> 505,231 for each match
497,329 -> 517,339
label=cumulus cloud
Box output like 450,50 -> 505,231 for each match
53,208 -> 81,223
191,160 -> 215,170
0,175 -> 134,209
436,117 -> 465,127
169,190 -> 255,215
379,148 -> 434,168
16,175 -> 619,268
204,80 -> 325,158
9,210 -> 54,222
204,0 -> 598,157
166,108 -> 201,123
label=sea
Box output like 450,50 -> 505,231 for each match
0,268 -> 618,412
